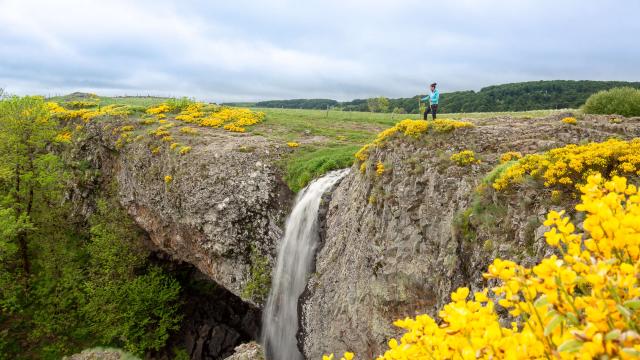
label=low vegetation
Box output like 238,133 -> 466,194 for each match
583,87 -> 640,117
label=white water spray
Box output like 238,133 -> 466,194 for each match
262,169 -> 349,360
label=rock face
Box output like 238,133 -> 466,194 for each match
72,120 -> 292,305
300,114 -> 640,358
64,347 -> 138,360
224,342 -> 265,360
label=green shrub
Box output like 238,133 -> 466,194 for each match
165,97 -> 195,112
582,87 -> 640,117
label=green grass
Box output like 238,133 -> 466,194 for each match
283,145 -> 360,192
97,96 -> 171,107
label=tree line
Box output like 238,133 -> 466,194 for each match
230,80 -> 640,114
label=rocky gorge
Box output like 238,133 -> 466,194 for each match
71,113 -> 640,359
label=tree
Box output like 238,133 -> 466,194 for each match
82,199 -> 182,355
367,96 -> 390,113
0,96 -> 61,277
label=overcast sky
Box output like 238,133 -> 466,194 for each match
1,0 -> 638,102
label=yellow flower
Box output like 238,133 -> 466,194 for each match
562,116 -> 577,124
376,161 -> 385,176
179,146 -> 192,155
287,142 -> 300,148
164,175 -> 172,184
450,150 -> 480,166
500,151 -> 522,164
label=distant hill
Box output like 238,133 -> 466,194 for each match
227,80 -> 640,113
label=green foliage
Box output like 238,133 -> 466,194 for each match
453,208 -> 475,242
582,87 -> 640,117
172,346 -> 191,360
165,97 -> 196,112
252,98 -> 338,109
367,96 -> 390,113
241,244 -> 272,305
83,199 -> 182,355
284,145 -> 359,192
0,96 -> 182,359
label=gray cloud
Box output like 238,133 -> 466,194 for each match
0,0 -> 638,102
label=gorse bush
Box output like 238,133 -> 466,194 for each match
583,87 -> 640,117
355,119 -> 473,162
450,150 -> 480,166
492,138 -> 640,191
328,173 -> 640,359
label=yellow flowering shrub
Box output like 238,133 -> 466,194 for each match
175,103 -> 205,123
161,136 -> 173,142
493,138 -> 640,191
450,150 -> 481,166
54,131 -> 72,143
64,100 -> 98,109
500,151 -> 523,164
200,116 -> 225,127
562,117 -> 577,125
150,146 -> 160,155
355,143 -> 373,162
329,174 -> 640,360
179,126 -> 198,135
156,113 -> 167,120
171,104 -> 265,133
146,103 -> 170,115
149,124 -> 175,138
224,123 -> 246,133
164,175 -> 172,184
170,142 -> 180,150
48,102 -> 130,122
120,125 -> 134,132
179,146 -> 192,155
355,119 -> 473,164
141,118 -> 157,125
431,119 -> 474,133
396,119 -> 429,137
287,142 -> 300,148
376,161 -> 385,176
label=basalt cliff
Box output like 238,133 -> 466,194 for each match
72,113 -> 640,359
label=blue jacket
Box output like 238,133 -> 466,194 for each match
421,89 -> 439,105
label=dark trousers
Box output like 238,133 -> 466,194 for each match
424,104 -> 438,120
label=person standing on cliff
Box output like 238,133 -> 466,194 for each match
421,82 -> 439,120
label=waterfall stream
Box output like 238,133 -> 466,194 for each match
262,169 -> 349,360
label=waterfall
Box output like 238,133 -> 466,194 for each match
262,169 -> 349,360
